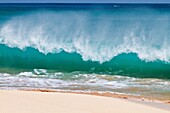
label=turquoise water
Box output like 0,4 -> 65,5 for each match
0,44 -> 170,79
0,3 -> 170,99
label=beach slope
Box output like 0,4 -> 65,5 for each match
0,90 -> 169,113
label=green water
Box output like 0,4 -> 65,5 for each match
0,44 -> 169,79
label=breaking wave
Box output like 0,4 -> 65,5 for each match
0,9 -> 170,63
0,5 -> 169,79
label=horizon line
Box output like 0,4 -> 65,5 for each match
0,2 -> 170,4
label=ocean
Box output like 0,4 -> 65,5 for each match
0,3 -> 170,100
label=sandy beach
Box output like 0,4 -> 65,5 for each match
0,90 -> 169,113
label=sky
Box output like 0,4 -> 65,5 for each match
0,0 -> 170,3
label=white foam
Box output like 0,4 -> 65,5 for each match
18,72 -> 35,77
34,69 -> 47,75
0,10 -> 169,63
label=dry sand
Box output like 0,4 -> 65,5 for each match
0,90 -> 169,113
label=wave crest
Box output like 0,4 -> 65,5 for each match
0,10 -> 170,63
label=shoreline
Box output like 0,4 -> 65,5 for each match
0,90 -> 170,113
25,88 -> 170,104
